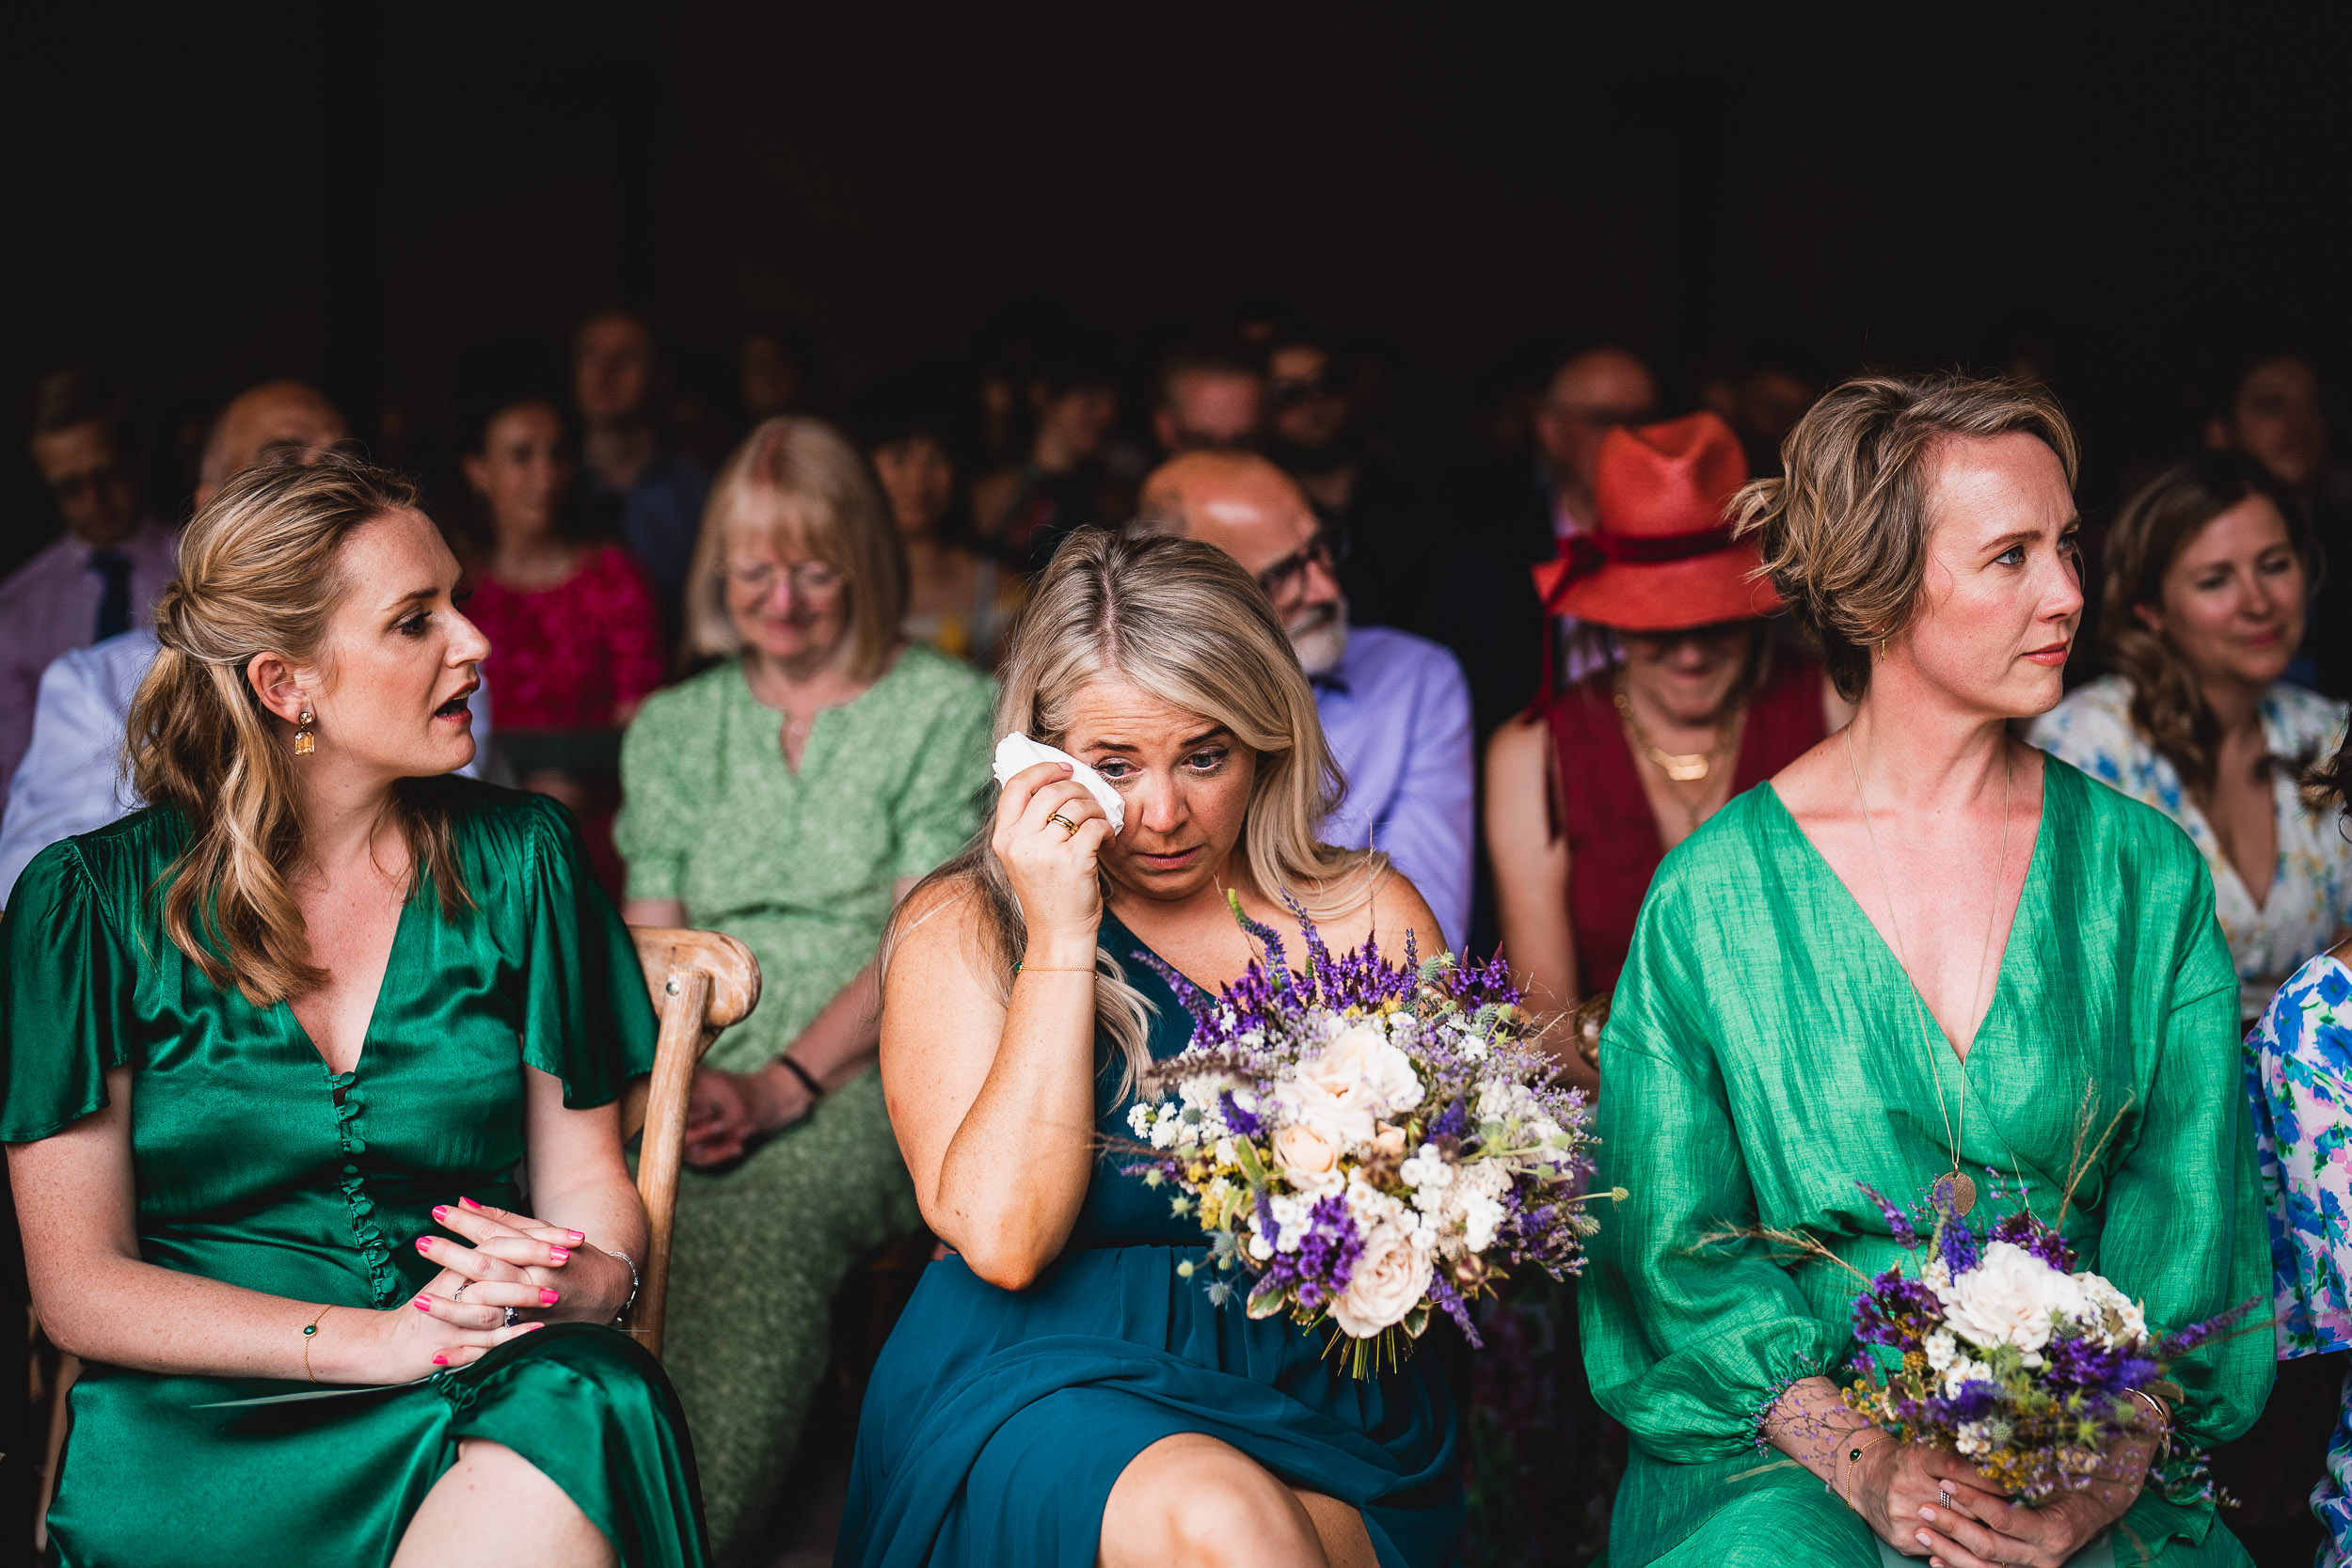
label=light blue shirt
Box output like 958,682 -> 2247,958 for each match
0,631 -> 493,898
1313,625 -> 1475,950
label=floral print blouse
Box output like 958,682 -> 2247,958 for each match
2031,674 -> 2352,1021
2246,953 -> 2352,1561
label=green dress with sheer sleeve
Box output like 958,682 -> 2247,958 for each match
613,644 -> 995,1561
1580,760 -> 2271,1567
0,781 -> 710,1567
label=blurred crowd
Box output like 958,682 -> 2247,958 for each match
5,306 -> 2349,1563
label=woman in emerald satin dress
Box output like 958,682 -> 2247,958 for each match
1582,374 -> 2272,1568
0,457 -> 707,1566
838,531 -> 1461,1567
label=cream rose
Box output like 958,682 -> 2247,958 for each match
1329,1220 -> 1434,1337
1942,1242 -> 2087,1354
1272,1122 -> 1343,1190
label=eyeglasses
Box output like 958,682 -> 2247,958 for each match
719,560 -> 846,599
1255,526 -> 1346,603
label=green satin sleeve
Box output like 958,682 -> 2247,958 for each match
519,796 -> 660,1105
1579,897 -> 1842,1460
0,839 -> 136,1143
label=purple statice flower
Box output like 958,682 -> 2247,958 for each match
1429,1097 -> 1470,1142
1856,1182 -> 1919,1249
1425,1268 -> 1483,1346
1218,1090 -> 1264,1137
1255,1195 -> 1366,1312
1937,1214 -> 1980,1276
1990,1210 -> 2077,1272
2037,1334 -> 2147,1396
1851,1267 -> 1943,1349
1924,1380 -> 2001,1426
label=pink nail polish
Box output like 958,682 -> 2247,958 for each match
431,1354 -> 448,1366
412,1297 -> 432,1311
414,1237 -> 433,1254
432,1205 -> 448,1221
459,1196 -> 482,1212
549,1246 -> 570,1262
522,1322 -> 545,1332
566,1230 -> 585,1244
539,1288 -> 560,1306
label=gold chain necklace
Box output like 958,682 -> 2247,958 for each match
1842,728 -> 2012,1217
1613,670 -> 1745,832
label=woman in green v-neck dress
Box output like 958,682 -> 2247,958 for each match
614,418 -> 996,1560
1,459 -> 707,1566
1581,375 -> 2271,1567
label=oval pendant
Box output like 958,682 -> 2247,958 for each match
1935,1171 -> 1977,1216
1660,756 -> 1710,783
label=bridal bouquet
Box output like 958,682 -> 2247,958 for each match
1123,895 -> 1613,1377
1836,1180 -> 2251,1502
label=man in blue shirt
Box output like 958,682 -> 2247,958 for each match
1135,452 -> 1474,947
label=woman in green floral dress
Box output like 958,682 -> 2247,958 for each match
1583,375 -> 2271,1567
616,419 -> 994,1562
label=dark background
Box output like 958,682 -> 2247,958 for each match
8,6 -> 2351,550
2,9 -> 2349,1560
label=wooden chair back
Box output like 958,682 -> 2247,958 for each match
620,926 -> 761,1358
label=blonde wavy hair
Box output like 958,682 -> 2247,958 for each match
887,529 -> 1380,1095
131,455 -> 471,1006
1730,372 -> 2079,700
679,417 -> 908,677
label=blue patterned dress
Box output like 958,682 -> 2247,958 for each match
2246,952 -> 2352,1561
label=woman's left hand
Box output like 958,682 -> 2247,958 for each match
410,1197 -> 633,1327
1911,1440 -> 2148,1568
682,1063 -> 812,1166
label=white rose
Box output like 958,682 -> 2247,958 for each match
1942,1242 -> 2088,1354
1329,1220 -> 1434,1337
1300,1025 -> 1422,1117
1272,1122 -> 1343,1191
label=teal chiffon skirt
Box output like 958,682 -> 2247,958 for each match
836,1244 -> 1462,1567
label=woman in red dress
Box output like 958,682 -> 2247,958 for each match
459,388 -> 665,892
1486,411 -> 1849,1092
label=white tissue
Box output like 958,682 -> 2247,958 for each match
992,732 -> 1126,834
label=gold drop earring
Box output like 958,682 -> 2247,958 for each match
294,704 -> 316,756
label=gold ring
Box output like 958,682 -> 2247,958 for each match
1046,813 -> 1079,839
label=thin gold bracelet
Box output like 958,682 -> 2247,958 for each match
2126,1388 -> 2172,1461
1013,963 -> 1096,973
301,1304 -> 335,1385
1839,1430 -> 1897,1507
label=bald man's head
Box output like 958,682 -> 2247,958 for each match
1136,451 -> 1346,674
197,381 -> 349,509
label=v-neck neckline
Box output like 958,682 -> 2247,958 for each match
738,644 -> 906,780
280,884 -> 419,1081
1758,770 -> 2053,1068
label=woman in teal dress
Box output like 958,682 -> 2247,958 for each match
0,456 -> 706,1565
839,531 -> 1461,1567
1582,375 -> 2271,1568
615,417 -> 994,1560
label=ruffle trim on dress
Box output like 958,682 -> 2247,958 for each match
326,1068 -> 403,1306
1747,1363 -> 1828,1451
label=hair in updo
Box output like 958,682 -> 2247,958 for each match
132,451 -> 471,1006
1729,372 -> 2079,700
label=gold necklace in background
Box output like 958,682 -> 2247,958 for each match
1613,670 -> 1745,832
1843,729 -> 2013,1216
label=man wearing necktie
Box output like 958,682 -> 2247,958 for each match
0,369 -> 181,792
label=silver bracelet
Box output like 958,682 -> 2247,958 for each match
603,1244 -> 641,1325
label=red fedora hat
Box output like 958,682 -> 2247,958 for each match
1532,410 -> 1782,632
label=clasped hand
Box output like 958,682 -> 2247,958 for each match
344,1197 -> 628,1382
1856,1437 -> 2147,1568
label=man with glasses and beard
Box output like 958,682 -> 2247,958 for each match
1133,451 -> 1473,948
